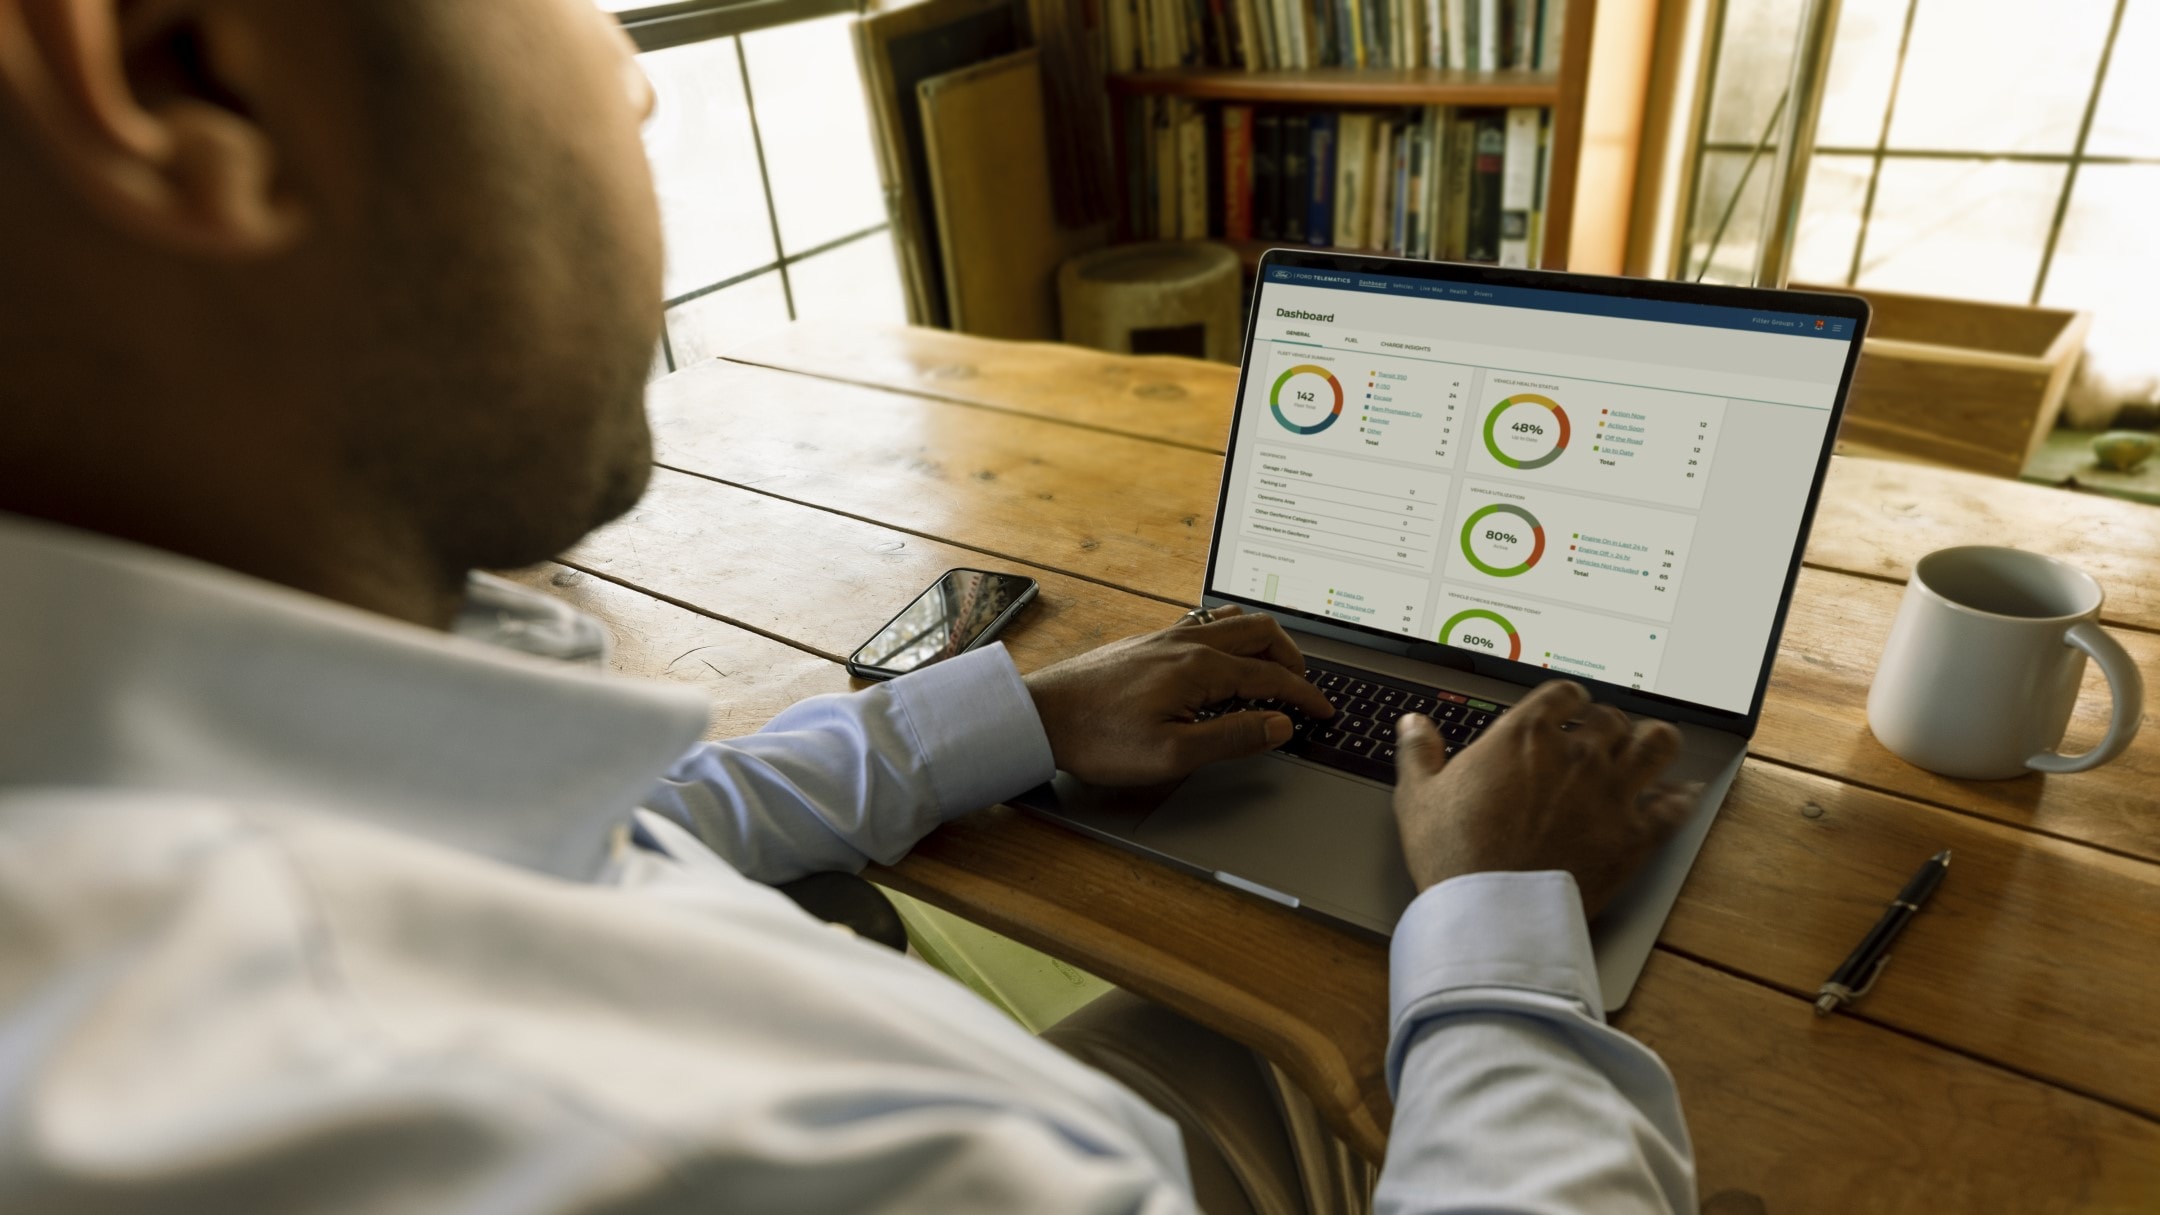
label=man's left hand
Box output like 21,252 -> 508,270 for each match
1021,607 -> 1337,787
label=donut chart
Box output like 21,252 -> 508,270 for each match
1484,394 -> 1572,469
1270,365 -> 1346,435
1460,503 -> 1547,578
1441,609 -> 1523,661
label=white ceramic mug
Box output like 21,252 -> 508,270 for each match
1868,546 -> 2145,780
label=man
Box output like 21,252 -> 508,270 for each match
0,1 -> 1698,1210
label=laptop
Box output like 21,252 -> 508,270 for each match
1024,249 -> 1869,1011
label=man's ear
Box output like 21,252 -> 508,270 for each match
0,0 -> 306,257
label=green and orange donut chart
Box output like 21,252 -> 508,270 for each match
1483,393 -> 1571,469
1270,365 -> 1346,435
1440,608 -> 1524,661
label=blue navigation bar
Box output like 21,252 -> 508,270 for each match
1260,264 -> 1858,340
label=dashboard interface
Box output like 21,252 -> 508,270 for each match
1211,261 -> 1859,716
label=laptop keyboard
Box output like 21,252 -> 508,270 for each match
1199,657 -> 1511,785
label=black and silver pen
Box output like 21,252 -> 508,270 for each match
1814,849 -> 1951,1016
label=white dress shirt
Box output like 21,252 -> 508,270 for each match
0,513 -> 1693,1213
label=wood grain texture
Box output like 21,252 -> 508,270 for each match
917,51 -> 1103,341
1622,953 -> 2160,1215
496,563 -> 855,739
645,359 -> 1222,603
1661,759 -> 2160,1123
718,321 -> 1238,451
549,334 -> 2160,1197
1835,356 -> 2053,478
871,806 -> 1398,1159
1810,458 -> 2160,632
565,467 -> 1179,669
1761,568 -> 2160,862
533,481 -> 2160,1158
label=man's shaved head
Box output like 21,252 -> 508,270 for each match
0,0 -> 663,625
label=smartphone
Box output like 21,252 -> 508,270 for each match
846,569 -> 1041,681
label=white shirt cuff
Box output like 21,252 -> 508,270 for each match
886,643 -> 1057,817
1385,871 -> 1603,1090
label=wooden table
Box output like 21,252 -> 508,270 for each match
513,322 -> 2160,1213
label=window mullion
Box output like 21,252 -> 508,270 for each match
734,37 -> 797,321
1676,0 -> 1737,280
2032,0 -> 2130,305
1844,0 -> 1923,287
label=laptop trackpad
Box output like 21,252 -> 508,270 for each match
1137,755 -> 1418,933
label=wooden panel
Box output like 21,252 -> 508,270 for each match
1562,0 -> 1656,275
496,564 -> 856,739
1662,760 -> 2160,1122
918,51 -> 1104,341
1623,953 -> 2160,1214
566,467 -> 1179,669
852,0 -> 1028,327
645,359 -> 1221,603
1799,282 -> 2083,358
1837,355 -> 2057,478
1761,568 -> 2160,862
1541,0 -> 1598,270
1104,68 -> 1561,106
720,322 -> 1238,452
1809,457 -> 2160,633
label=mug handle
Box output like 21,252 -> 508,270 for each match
2027,621 -> 2146,774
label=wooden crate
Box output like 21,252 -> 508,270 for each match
1797,284 -> 2092,478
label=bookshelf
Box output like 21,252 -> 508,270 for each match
1107,68 -> 1560,107
1103,0 -> 1656,275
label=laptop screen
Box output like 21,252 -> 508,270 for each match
1207,256 -> 1864,720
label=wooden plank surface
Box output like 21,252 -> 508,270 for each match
1812,458 -> 2160,632
1759,568 -> 2160,863
721,326 -> 2160,636
722,324 -> 1236,453
540,468 -> 2160,1154
562,329 -> 2160,1202
646,359 -> 1220,603
1660,760 -> 2160,1122
1624,953 -> 2160,1215
497,563 -> 854,739
566,467 -> 1181,669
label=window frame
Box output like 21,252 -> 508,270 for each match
615,0 -> 894,373
616,0 -> 859,53
1679,0 -> 2138,305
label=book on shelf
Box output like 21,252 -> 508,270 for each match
1127,99 -> 1551,266
1222,105 -> 1255,240
1178,103 -> 1210,240
1306,112 -> 1338,244
1254,111 -> 1283,239
1103,0 -> 1560,70
1281,112 -> 1310,242
1333,110 -> 1370,249
1497,104 -> 1538,267
1464,108 -> 1503,263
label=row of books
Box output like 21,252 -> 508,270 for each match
1105,0 -> 1565,74
1127,101 -> 1552,267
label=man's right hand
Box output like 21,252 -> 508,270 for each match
1391,680 -> 1700,918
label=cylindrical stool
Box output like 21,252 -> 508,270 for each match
1059,242 -> 1244,364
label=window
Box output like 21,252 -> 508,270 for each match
605,1 -> 908,374
1680,0 -> 2157,369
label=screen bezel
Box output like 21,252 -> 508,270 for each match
1203,248 -> 1871,735
847,568 -> 1041,680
